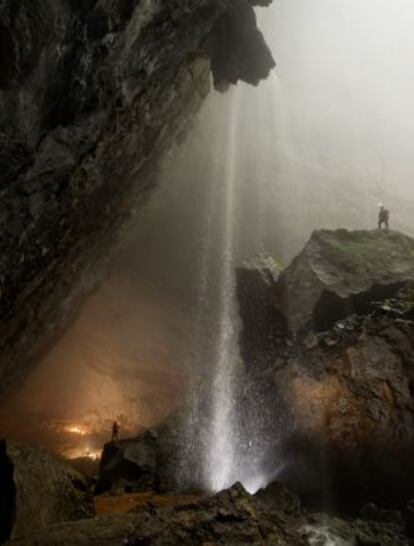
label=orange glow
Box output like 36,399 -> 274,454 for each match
0,276 -> 187,461
63,446 -> 102,460
85,449 -> 101,461
63,424 -> 91,436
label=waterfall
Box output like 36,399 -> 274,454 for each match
204,90 -> 241,492
177,87 -> 251,492
177,83 -> 275,493
164,0 -> 414,496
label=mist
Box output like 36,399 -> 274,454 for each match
3,0 -> 414,468
134,0 -> 414,269
255,0 -> 414,249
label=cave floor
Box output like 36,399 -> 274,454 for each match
95,491 -> 204,516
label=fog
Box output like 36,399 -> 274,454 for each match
255,0 -> 414,250
142,0 -> 414,268
2,0 -> 414,460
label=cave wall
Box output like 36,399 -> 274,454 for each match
0,0 -> 275,398
237,235 -> 414,510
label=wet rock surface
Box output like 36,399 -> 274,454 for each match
0,440 -> 93,543
237,254 -> 283,370
7,483 -> 306,546
300,513 -> 409,546
271,311 -> 414,510
7,481 -> 412,545
0,0 -> 275,400
237,229 -> 414,511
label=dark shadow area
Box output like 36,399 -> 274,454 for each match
0,440 -> 16,544
96,435 -> 158,495
313,282 -> 406,332
0,25 -> 15,87
236,265 -> 287,372
205,2 -> 275,89
273,433 -> 414,514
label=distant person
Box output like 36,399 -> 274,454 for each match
111,420 -> 119,442
378,204 -> 390,230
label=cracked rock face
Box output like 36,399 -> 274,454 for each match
273,313 -> 414,511
7,480 -> 411,545
237,230 -> 414,511
0,0 -> 275,398
8,483 -> 308,546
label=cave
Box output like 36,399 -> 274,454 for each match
2,0 -> 414,544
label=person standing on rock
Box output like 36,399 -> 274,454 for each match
378,204 -> 390,230
111,420 -> 119,442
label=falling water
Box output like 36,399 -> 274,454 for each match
175,87 -> 245,491
204,90 -> 241,492
176,87 -> 245,491
176,80 -> 280,492
176,115 -> 219,489
164,0 -> 414,496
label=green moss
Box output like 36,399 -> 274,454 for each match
312,229 -> 414,280
267,255 -> 286,271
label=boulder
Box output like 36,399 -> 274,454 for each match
273,229 -> 414,334
125,482 -> 306,545
236,231 -> 414,510
96,432 -> 159,494
8,483 -> 307,546
96,424 -> 180,494
255,480 -> 303,519
0,440 -> 93,543
236,255 -> 284,370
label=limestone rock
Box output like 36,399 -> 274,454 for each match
236,254 -> 283,370
0,440 -> 93,543
237,231 -> 414,510
96,423 -> 180,494
206,1 -> 276,89
7,481 -> 410,545
96,432 -> 159,494
0,0 -> 275,399
273,229 -> 414,334
8,483 -> 307,546
255,480 -> 303,518
270,311 -> 414,509
126,482 -> 306,545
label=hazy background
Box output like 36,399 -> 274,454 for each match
2,0 -> 414,456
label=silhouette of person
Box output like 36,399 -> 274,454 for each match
111,420 -> 119,442
378,204 -> 390,230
